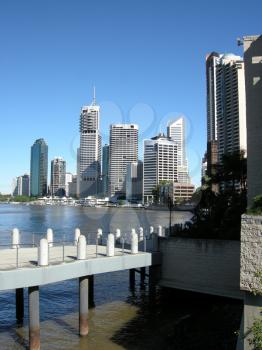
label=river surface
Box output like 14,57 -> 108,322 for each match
0,204 -> 241,350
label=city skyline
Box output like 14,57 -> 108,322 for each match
0,1 -> 261,193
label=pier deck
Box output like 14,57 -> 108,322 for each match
0,245 -> 153,291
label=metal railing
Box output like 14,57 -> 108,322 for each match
0,227 -> 165,271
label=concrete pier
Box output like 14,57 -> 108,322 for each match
88,275 -> 94,308
28,286 -> 40,350
79,276 -> 89,336
129,268 -> 136,290
140,267 -> 146,285
16,288 -> 24,322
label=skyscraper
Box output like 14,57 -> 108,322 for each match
102,144 -> 110,196
167,117 -> 190,183
65,172 -> 73,197
126,161 -> 143,202
206,52 -> 220,142
109,124 -> 138,197
12,174 -> 30,196
205,52 -> 247,189
50,157 -> 66,196
30,138 -> 48,197
143,134 -> 178,203
78,90 -> 101,197
216,54 -> 246,162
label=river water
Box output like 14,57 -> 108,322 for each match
0,204 -> 241,350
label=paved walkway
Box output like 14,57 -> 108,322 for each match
0,244 -> 135,271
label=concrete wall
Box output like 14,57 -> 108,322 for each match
159,237 -> 243,299
240,214 -> 262,349
241,214 -> 262,293
243,35 -> 262,206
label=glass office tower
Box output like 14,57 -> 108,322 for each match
30,138 -> 48,196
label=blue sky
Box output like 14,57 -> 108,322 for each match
0,0 -> 261,193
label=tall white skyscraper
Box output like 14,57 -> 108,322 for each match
206,52 -> 247,164
143,134 -> 178,203
167,117 -> 190,183
206,52 -> 221,142
109,124 -> 138,197
78,90 -> 101,197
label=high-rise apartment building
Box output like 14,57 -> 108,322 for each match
50,157 -> 66,196
102,144 -> 110,196
143,134 -> 178,203
126,161 -> 143,202
78,91 -> 101,197
65,172 -> 73,197
109,124 -> 138,197
205,52 -> 247,187
12,174 -> 30,196
243,35 -> 262,206
206,52 -> 221,142
216,54 -> 246,162
167,117 -> 190,184
30,138 -> 48,197
68,175 -> 78,198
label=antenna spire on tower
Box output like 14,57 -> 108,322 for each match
92,86 -> 96,105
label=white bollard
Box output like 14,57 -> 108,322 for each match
38,238 -> 49,266
46,228 -> 53,247
115,228 -> 121,239
97,228 -> 103,238
139,227 -> 144,241
74,228 -> 81,245
12,228 -> 20,249
149,226 -> 154,235
106,234 -> 115,257
131,233 -> 138,254
77,235 -> 87,260
157,225 -> 163,237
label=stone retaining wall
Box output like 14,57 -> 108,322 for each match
240,214 -> 262,293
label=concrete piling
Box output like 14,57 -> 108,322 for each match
115,228 -> 121,239
139,227 -> 144,241
16,288 -> 24,322
140,267 -> 146,285
12,228 -> 20,249
131,233 -> 138,254
74,228 -> 81,245
129,269 -> 135,290
77,235 -> 87,260
88,275 -> 94,308
106,234 -> 115,257
46,228 -> 53,247
79,276 -> 89,336
28,286 -> 40,350
38,238 -> 48,266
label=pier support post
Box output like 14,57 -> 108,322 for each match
88,275 -> 94,308
149,265 -> 161,297
129,268 -> 135,290
16,288 -> 24,322
79,276 -> 89,336
28,286 -> 40,350
140,267 -> 146,286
